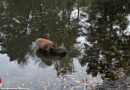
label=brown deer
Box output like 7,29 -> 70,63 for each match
35,38 -> 67,55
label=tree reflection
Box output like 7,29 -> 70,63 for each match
0,0 -> 79,76
77,0 -> 130,80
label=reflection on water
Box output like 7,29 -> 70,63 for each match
0,0 -> 130,90
124,15 -> 130,36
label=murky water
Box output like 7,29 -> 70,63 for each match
0,0 -> 130,90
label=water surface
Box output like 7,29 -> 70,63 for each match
0,0 -> 130,90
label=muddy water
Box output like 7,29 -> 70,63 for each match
0,0 -> 130,90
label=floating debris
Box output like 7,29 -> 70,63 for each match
21,83 -> 24,86
6,73 -> 9,76
12,18 -> 21,24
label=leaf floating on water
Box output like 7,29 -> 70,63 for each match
41,84 -> 44,87
22,83 -> 24,86
6,73 -> 9,75
30,82 -> 33,84
63,84 -> 67,88
48,82 -> 50,86
18,86 -> 22,88
70,86 -> 74,90
102,50 -> 114,55
12,18 -> 21,24
53,83 -> 56,85
41,81 -> 44,84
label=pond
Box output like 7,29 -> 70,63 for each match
0,0 -> 130,90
